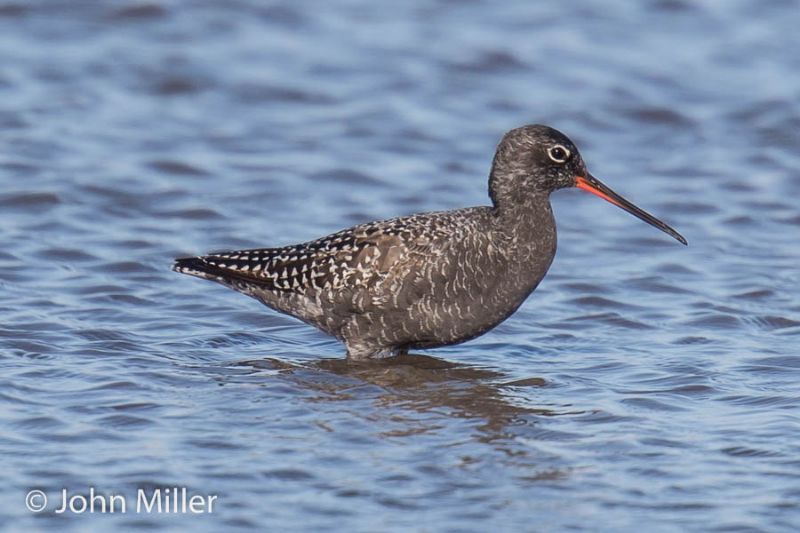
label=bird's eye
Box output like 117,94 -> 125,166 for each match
548,145 -> 570,164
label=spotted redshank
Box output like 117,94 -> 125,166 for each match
173,125 -> 686,359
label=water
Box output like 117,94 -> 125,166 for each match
1,0 -> 799,531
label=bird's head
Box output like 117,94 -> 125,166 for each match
488,124 -> 686,245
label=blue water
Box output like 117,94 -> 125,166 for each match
1,1 -> 799,531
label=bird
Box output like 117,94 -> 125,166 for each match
173,125 -> 686,360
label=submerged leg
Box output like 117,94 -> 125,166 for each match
344,340 -> 401,361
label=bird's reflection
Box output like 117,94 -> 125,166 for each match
229,353 -> 566,438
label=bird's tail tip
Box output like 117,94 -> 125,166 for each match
172,256 -> 212,277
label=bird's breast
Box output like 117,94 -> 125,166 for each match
402,224 -> 556,348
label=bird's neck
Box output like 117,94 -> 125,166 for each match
493,192 -> 553,229
481,193 -> 557,316
491,192 -> 557,258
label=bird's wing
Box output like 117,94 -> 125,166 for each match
172,210 -> 466,299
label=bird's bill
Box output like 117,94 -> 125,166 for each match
575,174 -> 687,245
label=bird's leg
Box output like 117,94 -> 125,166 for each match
344,339 -> 403,361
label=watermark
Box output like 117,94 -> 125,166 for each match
25,487 -> 217,515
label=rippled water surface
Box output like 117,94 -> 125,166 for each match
2,1 -> 799,531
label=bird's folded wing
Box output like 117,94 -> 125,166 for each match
174,216 -> 454,297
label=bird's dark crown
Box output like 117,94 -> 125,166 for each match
488,124 -> 587,209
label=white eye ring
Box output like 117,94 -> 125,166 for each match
547,144 -> 571,164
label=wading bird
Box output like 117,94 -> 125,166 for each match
174,125 -> 686,359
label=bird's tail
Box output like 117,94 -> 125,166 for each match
172,255 -> 273,296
